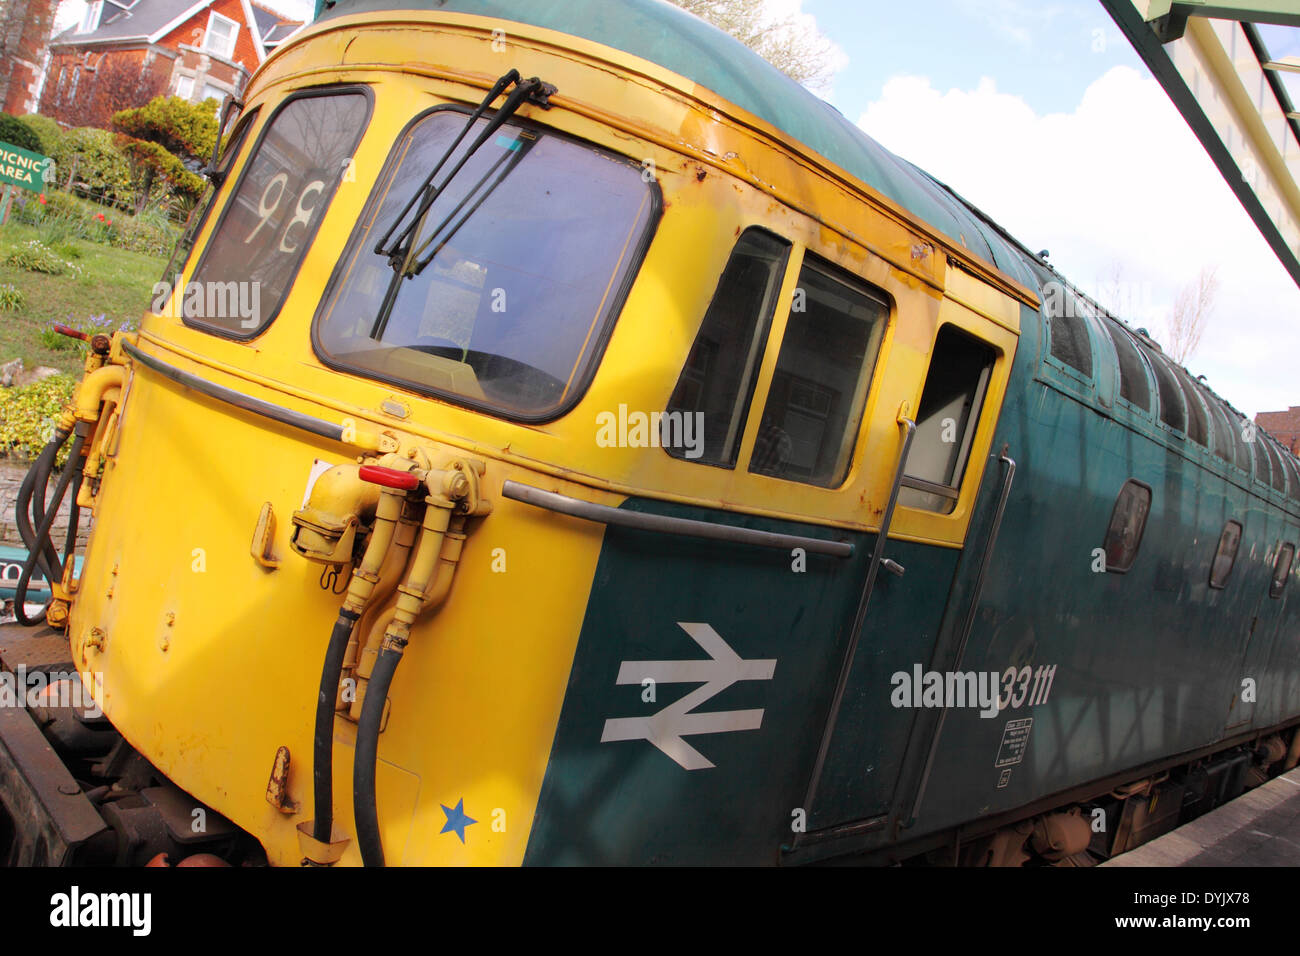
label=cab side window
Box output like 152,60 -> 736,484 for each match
665,229 -> 790,467
748,255 -> 888,487
900,325 -> 995,514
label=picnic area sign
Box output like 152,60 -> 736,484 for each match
0,141 -> 52,191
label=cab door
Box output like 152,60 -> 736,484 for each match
792,277 -> 1019,843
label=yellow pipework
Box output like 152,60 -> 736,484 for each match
341,484 -> 406,617
350,513 -> 467,719
346,504 -> 422,677
72,365 -> 126,424
384,489 -> 456,650
290,453 -> 409,564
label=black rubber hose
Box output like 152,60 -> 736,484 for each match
313,608 -> 359,845
29,435 -> 73,581
15,434 -> 84,624
355,643 -> 403,867
15,434 -> 65,581
14,432 -> 75,625
62,471 -> 83,572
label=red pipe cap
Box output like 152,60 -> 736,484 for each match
52,323 -> 88,341
358,465 -> 421,490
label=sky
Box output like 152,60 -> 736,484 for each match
49,0 -> 1299,417
798,0 -> 1300,420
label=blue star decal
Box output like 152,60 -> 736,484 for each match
439,798 -> 477,843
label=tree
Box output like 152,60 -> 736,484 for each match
665,0 -> 837,90
112,96 -> 216,214
112,96 -> 218,165
1164,266 -> 1218,364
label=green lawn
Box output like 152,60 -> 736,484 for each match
0,222 -> 168,375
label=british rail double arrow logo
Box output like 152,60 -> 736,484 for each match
600,622 -> 777,770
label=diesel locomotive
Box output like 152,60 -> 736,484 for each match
1,0 -> 1297,866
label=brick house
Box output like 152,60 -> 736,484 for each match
1256,406 -> 1300,456
0,0 -> 58,115
40,0 -> 302,128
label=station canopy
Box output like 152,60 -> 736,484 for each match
1103,1 -> 1300,287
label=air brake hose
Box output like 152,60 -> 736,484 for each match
354,484 -> 460,867
16,433 -> 66,580
14,429 -> 78,625
313,608 -> 360,845
306,464 -> 415,858
355,642 -> 402,867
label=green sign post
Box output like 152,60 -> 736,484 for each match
0,140 -> 53,226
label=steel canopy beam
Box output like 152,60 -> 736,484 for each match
1102,0 -> 1300,289
1145,1 -> 1300,28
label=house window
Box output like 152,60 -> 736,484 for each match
204,12 -> 239,59
175,75 -> 195,100
80,1 -> 102,33
201,83 -> 226,108
55,67 -> 66,104
69,67 -> 80,101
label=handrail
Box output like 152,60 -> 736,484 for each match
908,447 -> 1017,823
501,480 -> 854,557
792,411 -> 917,844
122,338 -> 346,443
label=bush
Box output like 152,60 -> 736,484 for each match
17,114 -> 63,157
109,211 -> 178,256
0,113 -> 41,153
116,135 -> 206,208
0,375 -> 77,461
3,239 -> 83,277
11,189 -> 180,256
112,96 -> 218,164
0,283 -> 25,310
49,128 -> 133,208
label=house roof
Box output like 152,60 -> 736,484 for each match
251,3 -> 302,45
52,0 -> 198,46
51,0 -> 302,51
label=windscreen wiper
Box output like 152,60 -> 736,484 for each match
369,70 -> 556,339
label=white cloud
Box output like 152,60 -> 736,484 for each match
953,0 -> 1067,50
857,66 -> 1300,419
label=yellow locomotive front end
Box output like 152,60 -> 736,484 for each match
11,0 -> 1032,868
64,14 -> 691,866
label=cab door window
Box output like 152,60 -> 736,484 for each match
900,325 -> 996,514
748,255 -> 888,487
665,229 -> 790,467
